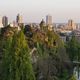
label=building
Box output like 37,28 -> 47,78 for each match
67,19 -> 76,30
46,15 -> 52,25
2,16 -> 8,27
0,16 -> 3,28
9,22 -> 21,31
73,30 -> 80,37
76,24 -> 80,30
16,14 -> 23,25
59,30 -> 72,42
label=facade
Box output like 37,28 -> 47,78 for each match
59,30 -> 72,42
2,16 -> 8,27
9,22 -> 21,31
72,30 -> 80,42
67,19 -> 76,30
0,16 -> 3,28
16,14 -> 23,24
73,30 -> 80,37
46,15 -> 52,25
76,24 -> 80,30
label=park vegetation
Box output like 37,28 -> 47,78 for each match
0,23 -> 80,80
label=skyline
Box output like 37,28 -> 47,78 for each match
0,0 -> 80,23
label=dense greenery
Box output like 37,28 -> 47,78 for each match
66,36 -> 80,61
0,24 -> 79,80
1,31 -> 35,80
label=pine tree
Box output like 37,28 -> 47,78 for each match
1,31 -> 35,80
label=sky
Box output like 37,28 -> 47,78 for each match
0,0 -> 80,23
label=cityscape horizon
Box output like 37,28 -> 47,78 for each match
1,14 -> 80,24
1,0 -> 80,80
0,0 -> 80,23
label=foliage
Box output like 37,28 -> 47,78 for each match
34,41 -> 71,80
69,75 -> 77,80
1,31 -> 35,80
0,24 -> 76,80
66,36 -> 80,61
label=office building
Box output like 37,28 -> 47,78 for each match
16,14 -> 23,24
46,15 -> 52,25
0,16 -> 3,28
2,16 -> 8,27
67,19 -> 76,30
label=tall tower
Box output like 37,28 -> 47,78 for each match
2,16 -> 8,27
46,15 -> 52,25
0,16 -> 3,28
16,14 -> 23,24
68,19 -> 76,30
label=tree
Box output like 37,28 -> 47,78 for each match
66,36 -> 79,61
32,30 -> 71,80
1,31 -> 35,80
69,75 -> 77,80
35,36 -> 70,80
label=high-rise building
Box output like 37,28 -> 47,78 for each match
2,16 -> 8,27
46,15 -> 52,25
67,19 -> 76,30
16,14 -> 23,24
0,16 -> 3,28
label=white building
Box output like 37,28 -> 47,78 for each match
0,16 -> 3,28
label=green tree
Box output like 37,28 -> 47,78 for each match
69,75 -> 77,80
66,36 -> 79,61
35,40 -> 70,80
1,31 -> 35,80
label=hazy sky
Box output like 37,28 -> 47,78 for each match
0,0 -> 80,23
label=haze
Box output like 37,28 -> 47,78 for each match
0,0 -> 80,23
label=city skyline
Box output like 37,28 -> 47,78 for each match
0,0 -> 80,23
